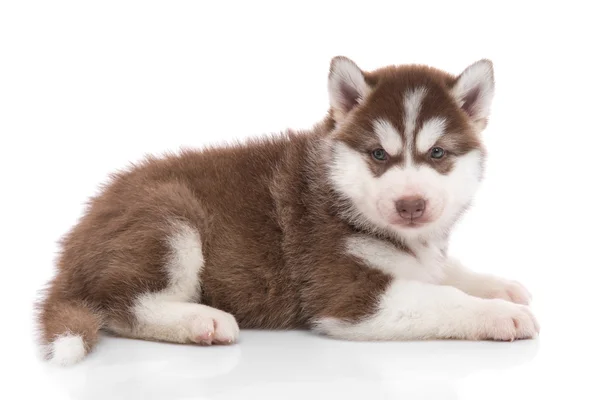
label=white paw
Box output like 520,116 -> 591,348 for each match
189,308 -> 240,345
470,299 -> 539,341
479,278 -> 532,305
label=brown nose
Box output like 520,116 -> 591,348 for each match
395,197 -> 426,220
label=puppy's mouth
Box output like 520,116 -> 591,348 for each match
389,217 -> 430,228
381,208 -> 432,227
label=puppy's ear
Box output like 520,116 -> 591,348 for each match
452,59 -> 495,130
328,56 -> 370,122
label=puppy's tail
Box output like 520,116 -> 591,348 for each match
35,281 -> 103,366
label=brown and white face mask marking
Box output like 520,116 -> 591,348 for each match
326,57 -> 494,240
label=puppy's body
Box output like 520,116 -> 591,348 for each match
37,58 -> 538,366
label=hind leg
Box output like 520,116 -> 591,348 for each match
84,182 -> 241,346
113,301 -> 239,345
41,182 -> 240,366
108,218 -> 239,345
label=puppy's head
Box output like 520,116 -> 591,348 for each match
325,56 -> 494,239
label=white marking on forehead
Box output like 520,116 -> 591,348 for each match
373,119 -> 402,155
403,87 -> 428,152
416,117 -> 447,153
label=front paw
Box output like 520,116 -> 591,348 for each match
478,278 -> 532,305
470,299 -> 540,341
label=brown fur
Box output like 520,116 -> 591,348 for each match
36,58 -> 484,357
336,65 -> 482,176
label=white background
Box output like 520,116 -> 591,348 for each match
1,1 -> 599,399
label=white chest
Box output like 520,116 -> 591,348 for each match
345,235 -> 446,284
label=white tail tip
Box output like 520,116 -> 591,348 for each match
50,335 -> 86,366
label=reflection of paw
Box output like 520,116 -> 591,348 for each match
190,310 -> 239,345
480,278 -> 532,305
470,300 -> 539,341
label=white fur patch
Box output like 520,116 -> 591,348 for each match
328,141 -> 388,230
416,117 -> 447,153
126,222 -> 205,341
50,335 -> 86,366
314,279 -> 538,341
443,258 -> 532,305
164,222 -> 204,301
403,87 -> 427,154
373,118 -> 402,155
120,301 -> 239,344
114,222 -> 240,345
345,235 -> 445,283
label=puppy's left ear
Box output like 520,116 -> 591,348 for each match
328,56 -> 371,123
452,59 -> 495,129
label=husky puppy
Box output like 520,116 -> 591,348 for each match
37,57 -> 538,366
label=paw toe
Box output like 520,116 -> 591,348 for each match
190,317 -> 216,344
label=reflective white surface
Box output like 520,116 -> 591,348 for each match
39,331 -> 542,400
19,322 -> 595,400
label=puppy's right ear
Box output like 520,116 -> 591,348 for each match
328,56 -> 370,123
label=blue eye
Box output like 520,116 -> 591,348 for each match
430,147 -> 445,159
371,148 -> 388,161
